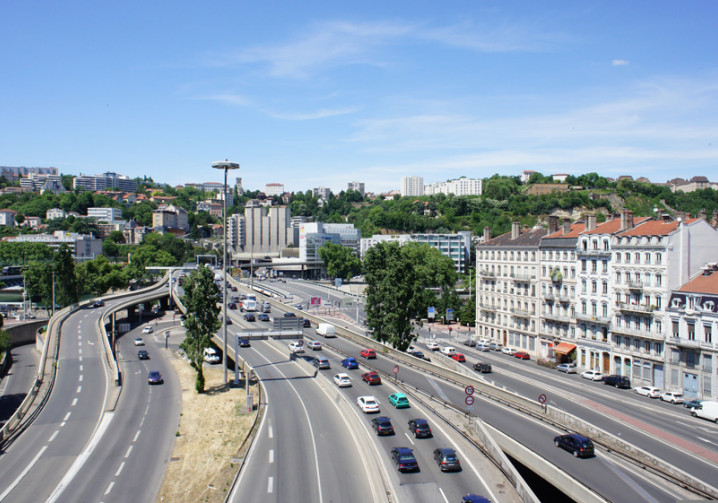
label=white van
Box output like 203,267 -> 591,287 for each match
203,348 -> 220,364
316,323 -> 336,338
692,401 -> 718,423
440,346 -> 457,356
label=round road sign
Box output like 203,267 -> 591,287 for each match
465,395 -> 475,406
465,385 -> 475,396
392,365 -> 399,374
538,393 -> 547,404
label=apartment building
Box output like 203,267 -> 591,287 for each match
152,204 -> 189,233
423,177 -> 483,196
312,187 -> 331,200
401,176 -> 424,197
347,181 -> 365,196
7,231 -> 102,259
74,172 -> 137,192
243,202 -> 292,255
87,207 -> 123,222
476,223 -> 543,353
360,232 -> 472,273
264,183 -> 285,196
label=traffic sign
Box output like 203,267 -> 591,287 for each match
446,308 -> 454,321
428,306 -> 435,319
310,297 -> 321,306
465,385 -> 474,396
538,393 -> 547,404
465,395 -> 475,406
392,365 -> 399,375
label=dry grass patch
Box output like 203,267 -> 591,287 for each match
157,356 -> 258,503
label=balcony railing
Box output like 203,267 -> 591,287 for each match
667,337 -> 709,349
479,270 -> 496,278
627,280 -> 643,291
510,272 -> 535,281
545,292 -> 572,303
479,302 -> 496,310
542,312 -> 573,323
510,308 -> 531,318
575,312 -> 611,325
611,325 -> 665,341
576,249 -> 611,257
617,302 -> 656,315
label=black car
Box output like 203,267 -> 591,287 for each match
302,318 -> 311,328
239,338 -> 251,348
148,370 -> 164,385
371,416 -> 395,436
284,312 -> 297,318
473,362 -> 492,373
554,434 -> 594,458
683,399 -> 703,409
408,418 -> 432,438
244,313 -> 256,322
228,302 -> 237,310
257,313 -> 270,322
433,447 -> 462,472
390,447 -> 419,472
92,300 -> 105,308
138,350 -> 149,360
462,495 -> 490,503
602,374 -> 631,388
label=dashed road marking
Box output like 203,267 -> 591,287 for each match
104,482 -> 114,495
63,412 -> 71,421
71,398 -> 78,406
268,425 -> 273,438
115,462 -> 125,477
133,430 -> 141,442
77,386 -> 82,393
267,477 -> 274,493
269,449 -> 274,463
124,445 -> 133,458
404,432 -> 415,445
48,431 -> 59,442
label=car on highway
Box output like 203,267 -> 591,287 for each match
314,356 -> 330,369
333,373 -> 352,387
302,318 -> 311,328
391,447 -> 419,473
388,393 -> 410,409
554,433 -> 594,458
134,337 -> 145,346
473,362 -> 492,373
462,339 -> 476,347
427,341 -> 440,351
238,338 -> 251,348
501,347 -> 515,356
257,313 -> 270,322
408,418 -> 432,438
142,326 -> 153,334
361,371 -> 382,385
138,350 -> 149,360
580,370 -> 603,381
357,396 -> 380,413
556,363 -> 577,373
288,341 -> 305,353
462,495 -> 491,503
371,416 -> 394,436
92,300 -> 105,308
410,350 -> 430,361
433,448 -> 462,472
660,391 -> 684,404
683,399 -> 703,409
243,313 -> 256,322
148,370 -> 164,385
360,348 -> 377,359
341,357 -> 359,369
307,340 -> 322,351
603,374 -> 631,388
227,302 -> 237,310
450,353 -> 466,362
283,312 -> 297,318
634,386 -> 661,398
514,351 -> 530,360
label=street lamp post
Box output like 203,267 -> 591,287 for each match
211,159 -> 240,384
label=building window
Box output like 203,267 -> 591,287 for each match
672,320 -> 680,338
704,355 -> 713,372
634,252 -> 641,263
581,260 -> 587,272
602,303 -> 608,317
625,252 -> 630,263
602,281 -> 608,294
616,253 -> 621,263
603,240 -> 609,251
671,348 -> 680,364
644,341 -> 651,352
591,260 -> 597,273
616,272 -> 622,284
656,274 -> 662,287
591,280 -> 597,294
705,324 -> 713,344
602,260 -> 608,273
656,253 -> 662,264
688,323 -> 696,341
654,342 -> 662,354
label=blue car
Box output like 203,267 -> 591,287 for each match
257,313 -> 270,322
341,357 -> 359,369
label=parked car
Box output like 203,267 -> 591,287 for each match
580,370 -> 603,381
501,347 -> 515,356
361,371 -> 382,385
333,373 -> 351,387
388,393 -> 410,409
490,342 -> 503,351
556,363 -> 577,374
408,418 -> 432,438
148,370 -> 164,385
137,350 -> 149,360
634,386 -> 662,398
341,357 -> 359,369
691,401 -> 718,422
514,351 -> 530,360
475,343 -> 490,352
554,434 -> 594,458
433,448 -> 462,472
473,362 -> 492,373
371,416 -> 394,436
427,341 -> 441,351
462,339 -> 476,347
391,447 -> 419,473
684,399 -> 703,409
603,374 -> 631,388
660,391 -> 684,404
357,396 -> 381,413
450,353 -> 466,362
360,348 -> 377,359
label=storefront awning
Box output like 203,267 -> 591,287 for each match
553,342 -> 577,355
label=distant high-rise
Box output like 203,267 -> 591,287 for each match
74,172 -> 137,192
312,187 -> 331,200
347,181 -> 365,196
424,177 -> 482,196
235,177 -> 244,195
401,176 -> 424,197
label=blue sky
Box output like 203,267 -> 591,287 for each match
2,1 -> 717,194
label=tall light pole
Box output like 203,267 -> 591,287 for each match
211,159 -> 240,384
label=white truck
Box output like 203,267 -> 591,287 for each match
439,346 -> 457,356
240,295 -> 257,312
316,323 -> 336,338
203,347 -> 220,364
692,401 -> 718,423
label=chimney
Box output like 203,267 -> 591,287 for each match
586,214 -> 596,231
511,222 -> 521,240
483,227 -> 491,242
562,219 -> 571,235
620,210 -> 634,231
548,215 -> 559,234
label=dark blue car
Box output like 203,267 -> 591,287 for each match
341,357 -> 359,369
257,313 -> 270,322
391,447 -> 419,472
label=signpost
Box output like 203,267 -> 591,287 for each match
428,306 -> 435,320
446,308 -> 454,322
310,297 -> 321,306
392,365 -> 399,381
465,395 -> 474,406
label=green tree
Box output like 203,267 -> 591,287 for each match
318,242 -> 362,281
363,242 -> 457,350
179,266 -> 221,393
54,244 -> 78,308
103,239 -> 119,257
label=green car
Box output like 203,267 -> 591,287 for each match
388,393 -> 410,408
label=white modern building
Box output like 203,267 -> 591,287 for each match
401,176 -> 424,197
347,181 -> 365,196
7,231 -> 102,259
264,183 -> 285,196
313,187 -> 331,200
0,209 -> 17,228
299,222 -> 360,262
87,207 -> 123,222
424,177 -> 483,196
46,208 -> 66,220
361,231 -> 472,273
74,172 -> 137,192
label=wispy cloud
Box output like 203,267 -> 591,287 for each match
422,21 -> 569,53
612,59 -> 630,66
268,107 -> 358,120
199,93 -> 253,107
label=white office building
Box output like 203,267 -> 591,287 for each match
8,231 -> 102,259
401,176 -> 424,197
361,231 -> 472,273
265,183 -> 285,196
424,177 -> 483,196
87,207 -> 123,222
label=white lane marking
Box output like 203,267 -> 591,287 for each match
60,421 -> 66,428
63,412 -> 71,421
133,430 -> 141,442
79,375 -> 83,382
404,432 -> 415,445
77,386 -> 82,393
599,455 -> 660,503
79,365 -> 83,371
48,431 -> 59,442
267,477 -> 274,493
268,425 -> 273,439
71,398 -> 78,406
269,449 -> 274,463
0,445 -> 48,501
104,482 -> 114,495
47,412 -> 115,503
438,487 -> 449,503
115,462 -> 125,477
125,445 -> 133,458
427,376 -> 451,402
697,436 -> 718,446
79,356 -> 83,362
79,348 -> 83,355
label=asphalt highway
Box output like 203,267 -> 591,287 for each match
0,343 -> 39,427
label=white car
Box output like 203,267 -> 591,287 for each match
580,370 -> 603,381
476,344 -> 490,352
288,341 -> 305,353
307,340 -> 322,351
333,373 -> 352,388
357,396 -> 380,413
142,326 -> 153,334
634,386 -> 661,398
501,347 -> 515,356
427,341 -> 440,351
660,391 -> 684,404
134,337 -> 145,346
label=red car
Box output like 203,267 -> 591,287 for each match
362,371 -> 382,385
514,351 -> 530,360
360,348 -> 377,359
450,353 -> 466,362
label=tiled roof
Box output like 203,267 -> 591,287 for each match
619,218 -> 699,237
678,270 -> 718,295
479,226 -> 546,247
582,216 -> 650,235
544,222 -> 586,239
